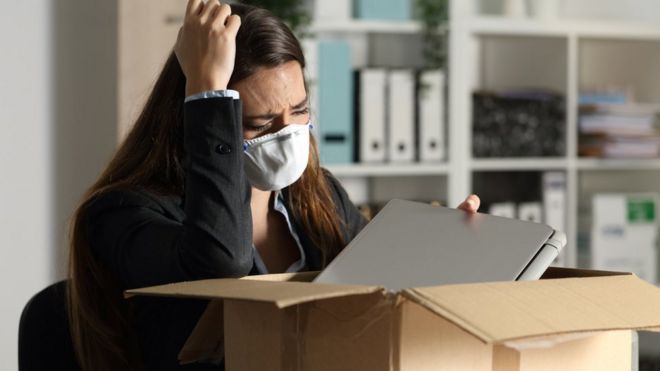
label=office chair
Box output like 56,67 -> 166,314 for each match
18,280 -> 82,371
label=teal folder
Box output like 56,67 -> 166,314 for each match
318,41 -> 354,164
354,0 -> 411,21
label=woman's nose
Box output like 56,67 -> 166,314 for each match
272,111 -> 296,128
268,116 -> 288,134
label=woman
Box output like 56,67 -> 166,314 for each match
67,2 -> 480,370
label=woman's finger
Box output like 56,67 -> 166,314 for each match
224,14 -> 242,36
458,194 -> 480,213
467,194 -> 480,211
200,0 -> 220,23
219,4 -> 233,24
211,3 -> 232,29
186,0 -> 203,16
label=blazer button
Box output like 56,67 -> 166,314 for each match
216,144 -> 232,154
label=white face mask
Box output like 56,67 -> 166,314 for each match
242,123 -> 312,191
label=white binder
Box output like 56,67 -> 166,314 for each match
313,0 -> 351,21
387,70 -> 415,162
358,69 -> 387,162
543,171 -> 567,266
518,202 -> 543,223
489,202 -> 516,219
542,172 -> 566,234
418,70 -> 446,162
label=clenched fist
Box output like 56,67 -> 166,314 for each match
174,0 -> 242,96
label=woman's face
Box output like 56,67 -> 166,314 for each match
232,61 -> 310,140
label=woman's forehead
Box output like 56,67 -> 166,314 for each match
234,62 -> 307,114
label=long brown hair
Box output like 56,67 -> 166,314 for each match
67,4 -> 345,370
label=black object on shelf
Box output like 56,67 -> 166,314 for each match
640,356 -> 660,371
472,171 -> 544,212
472,89 -> 566,157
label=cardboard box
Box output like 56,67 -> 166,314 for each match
126,268 -> 660,371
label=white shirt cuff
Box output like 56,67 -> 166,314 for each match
184,89 -> 240,103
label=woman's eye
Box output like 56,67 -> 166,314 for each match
244,123 -> 271,132
294,108 -> 309,116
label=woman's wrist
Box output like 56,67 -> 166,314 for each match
185,78 -> 228,97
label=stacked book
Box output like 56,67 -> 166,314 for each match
579,101 -> 660,159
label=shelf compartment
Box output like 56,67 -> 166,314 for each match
471,170 -> 552,219
576,169 -> 660,270
578,38 -> 660,103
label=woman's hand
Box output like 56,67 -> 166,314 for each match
174,0 -> 241,96
457,194 -> 480,214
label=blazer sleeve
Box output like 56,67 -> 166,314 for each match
86,97 -> 254,289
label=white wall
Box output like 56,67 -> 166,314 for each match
0,1 -> 118,369
0,1 -> 55,370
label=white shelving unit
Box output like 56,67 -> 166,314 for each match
316,1 -> 660,275
448,0 -> 660,273
310,12 -> 448,207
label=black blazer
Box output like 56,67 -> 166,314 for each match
83,97 -> 367,370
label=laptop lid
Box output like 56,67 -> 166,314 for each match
314,199 -> 566,291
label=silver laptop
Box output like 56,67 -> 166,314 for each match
314,199 -> 566,291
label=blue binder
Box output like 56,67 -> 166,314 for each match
354,0 -> 411,21
318,41 -> 354,164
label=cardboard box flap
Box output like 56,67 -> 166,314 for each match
403,274 -> 660,343
125,278 -> 382,308
240,271 -> 319,282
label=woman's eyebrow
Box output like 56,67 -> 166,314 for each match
244,96 -> 309,121
290,96 -> 308,109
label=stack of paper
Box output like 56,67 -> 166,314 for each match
579,103 -> 660,159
